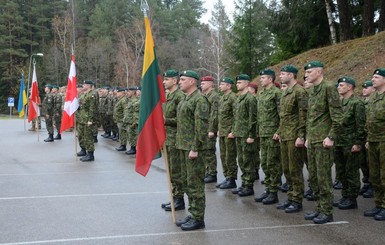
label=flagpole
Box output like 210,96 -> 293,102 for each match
74,116 -> 78,161
162,144 -> 176,223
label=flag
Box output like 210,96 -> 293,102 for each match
135,16 -> 166,176
28,63 -> 40,122
17,74 -> 27,117
60,54 -> 78,133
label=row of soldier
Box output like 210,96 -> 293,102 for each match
159,63 -> 385,231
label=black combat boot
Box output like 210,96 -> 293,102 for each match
254,190 -> 270,202
338,198 -> 358,210
44,134 -> 54,142
220,178 -> 237,189
204,174 -> 217,183
77,148 -> 86,157
94,136 -> 98,143
164,198 -> 185,211
115,145 -> 127,151
54,133 -> 61,140
80,151 -> 94,162
125,146 -> 136,155
262,192 -> 279,205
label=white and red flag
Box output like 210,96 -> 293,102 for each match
60,54 -> 79,133
28,63 -> 40,122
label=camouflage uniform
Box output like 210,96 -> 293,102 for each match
205,90 -> 220,177
258,86 -> 282,193
176,89 -> 210,222
114,95 -> 127,144
334,94 -> 365,199
92,89 -> 100,138
128,95 -> 140,147
43,93 -> 55,134
76,90 -> 98,152
277,83 -> 307,204
366,91 -> 385,209
53,92 -> 62,134
106,93 -> 115,136
307,81 -> 343,215
99,93 -> 108,134
233,92 -> 258,188
360,98 -> 370,186
164,89 -> 186,198
218,92 -> 238,180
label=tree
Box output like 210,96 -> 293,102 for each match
325,0 -> 337,44
379,0 -> 385,32
362,0 -> 375,36
336,0 -> 352,41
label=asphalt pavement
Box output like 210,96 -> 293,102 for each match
0,118 -> 383,245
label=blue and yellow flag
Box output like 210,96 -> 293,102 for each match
17,74 -> 27,117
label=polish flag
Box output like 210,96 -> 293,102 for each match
60,54 -> 78,133
28,63 -> 40,122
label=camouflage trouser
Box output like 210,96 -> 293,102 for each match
219,137 -> 237,179
255,137 -> 261,172
32,117 -> 41,129
111,120 -> 118,136
181,150 -> 206,221
205,138 -> 217,176
367,141 -> 385,208
104,115 -> 113,133
46,114 -> 54,134
118,123 -> 128,146
78,123 -> 95,152
128,125 -> 138,147
334,145 -> 360,198
54,113 -> 61,134
281,140 -> 304,203
166,145 -> 186,198
360,147 -> 370,184
307,142 -> 333,215
236,137 -> 256,188
260,137 -> 281,193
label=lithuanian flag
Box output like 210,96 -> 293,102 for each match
135,16 -> 166,176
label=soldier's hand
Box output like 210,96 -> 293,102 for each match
305,139 -> 308,148
228,132 -> 235,139
246,138 -> 254,144
323,137 -> 334,148
295,137 -> 305,147
208,132 -> 215,138
351,145 -> 361,152
365,142 -> 369,149
87,121 -> 93,126
273,134 -> 280,141
188,150 -> 198,159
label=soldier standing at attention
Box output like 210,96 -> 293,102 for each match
364,68 -> 385,221
100,87 -> 110,138
174,70 -> 209,231
303,61 -> 343,224
76,80 -> 98,162
275,65 -> 307,213
161,70 -> 186,211
114,88 -> 128,151
333,76 -> 365,210
52,85 -> 62,140
255,69 -> 282,205
230,74 -> 258,197
43,84 -> 55,142
106,89 -> 116,139
126,87 -> 140,155
200,76 -> 220,184
216,77 -> 238,189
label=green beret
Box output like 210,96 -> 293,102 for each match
221,77 -> 234,84
259,69 -> 275,76
163,69 -> 179,77
180,70 -> 199,80
373,68 -> 385,77
337,76 -> 355,87
236,74 -> 250,81
52,85 -> 59,89
84,80 -> 94,85
362,80 -> 373,88
128,86 -> 138,91
281,65 -> 298,74
117,88 -> 127,92
45,84 -> 53,88
304,61 -> 324,70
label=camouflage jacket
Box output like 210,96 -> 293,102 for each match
106,94 -> 115,116
99,95 -> 108,114
130,96 -> 140,128
306,81 -> 343,143
113,96 -> 127,123
218,92 -> 237,136
42,93 -> 54,116
277,83 -> 308,141
336,94 -> 366,146
76,90 -> 98,124
366,91 -> 385,142
206,90 -> 219,134
53,93 -> 62,115
176,89 -> 210,151
164,89 -> 185,146
233,92 -> 257,138
257,86 -> 282,138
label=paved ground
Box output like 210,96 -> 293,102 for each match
0,118 -> 384,245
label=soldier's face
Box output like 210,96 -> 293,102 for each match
45,87 -> 50,93
304,68 -> 321,83
260,75 -> 272,87
337,82 -> 352,95
362,86 -> 375,97
372,74 -> 385,89
179,76 -> 193,92
200,81 -> 212,92
279,72 -> 291,84
247,86 -> 256,94
280,84 -> 288,91
163,77 -> 177,90
219,82 -> 230,93
236,80 -> 248,91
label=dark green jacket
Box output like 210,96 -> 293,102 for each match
164,89 -> 185,146
233,92 -> 257,138
218,92 -> 236,136
366,91 -> 385,142
257,86 -> 281,138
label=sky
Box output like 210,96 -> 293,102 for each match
200,0 -> 235,24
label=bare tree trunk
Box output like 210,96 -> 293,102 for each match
325,0 -> 337,44
379,0 -> 385,32
362,0 -> 374,36
337,0 -> 352,41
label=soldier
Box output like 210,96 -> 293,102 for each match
114,88 -> 128,151
255,69 -> 282,205
333,76 -> 365,210
126,87 -> 140,155
76,80 -> 98,162
174,70 -> 209,231
51,85 -> 62,140
303,61 -> 343,224
161,70 -> 186,211
100,87 -> 110,138
216,77 -> 238,189
200,76 -> 220,184
230,74 -> 258,197
275,65 -> 307,213
91,84 -> 100,143
43,84 -> 55,142
359,80 -> 375,198
364,68 -> 385,221
106,89 -> 117,139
